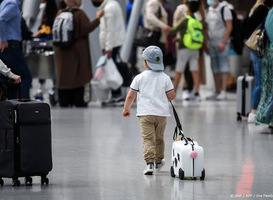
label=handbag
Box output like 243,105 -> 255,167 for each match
104,58 -> 123,90
245,22 -> 267,58
134,26 -> 161,47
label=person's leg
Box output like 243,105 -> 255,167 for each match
110,47 -> 122,99
206,46 -> 220,100
173,72 -> 182,93
189,50 -> 200,94
217,43 -> 230,100
139,116 -> 155,175
139,116 -> 155,163
58,89 -> 73,107
248,53 -> 262,122
174,49 -> 189,93
154,116 -> 166,164
73,86 -> 87,107
251,52 -> 262,112
183,63 -> 194,91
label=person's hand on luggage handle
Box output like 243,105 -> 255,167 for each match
10,74 -> 21,84
96,9 -> 104,19
0,41 -> 8,53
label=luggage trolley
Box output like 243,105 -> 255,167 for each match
23,38 -> 58,106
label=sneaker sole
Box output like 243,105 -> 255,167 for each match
144,171 -> 153,175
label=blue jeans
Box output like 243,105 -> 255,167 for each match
0,41 -> 32,99
251,52 -> 262,110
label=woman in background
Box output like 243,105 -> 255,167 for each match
255,6 -> 273,128
245,0 -> 273,123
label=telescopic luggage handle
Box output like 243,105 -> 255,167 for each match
8,79 -> 21,100
169,101 -> 188,144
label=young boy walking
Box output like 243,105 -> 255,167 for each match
122,46 -> 176,175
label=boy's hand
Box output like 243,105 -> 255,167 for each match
123,109 -> 130,117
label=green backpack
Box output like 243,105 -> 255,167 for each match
183,15 -> 204,50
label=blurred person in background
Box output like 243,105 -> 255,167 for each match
0,0 -> 32,99
244,0 -> 273,123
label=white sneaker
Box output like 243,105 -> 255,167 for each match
192,93 -> 201,101
182,90 -> 191,101
154,159 -> 165,172
248,113 -> 256,123
206,92 -> 219,101
143,163 -> 154,175
217,91 -> 227,101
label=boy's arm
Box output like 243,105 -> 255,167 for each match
123,89 -> 137,117
167,90 -> 176,101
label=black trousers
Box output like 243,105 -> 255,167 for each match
58,86 -> 87,107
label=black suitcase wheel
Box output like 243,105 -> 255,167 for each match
25,177 -> 32,186
237,113 -> 242,121
170,166 -> 175,178
12,178 -> 20,187
0,178 -> 3,186
41,176 -> 49,185
179,168 -> 184,180
200,168 -> 205,180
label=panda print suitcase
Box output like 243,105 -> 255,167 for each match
169,101 -> 205,180
170,137 -> 205,180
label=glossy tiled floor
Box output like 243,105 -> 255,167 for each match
1,81 -> 273,200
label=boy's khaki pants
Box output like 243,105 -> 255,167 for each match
139,115 -> 167,164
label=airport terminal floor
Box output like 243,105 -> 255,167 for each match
1,80 -> 273,200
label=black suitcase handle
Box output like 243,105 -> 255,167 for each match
8,79 -> 22,100
169,101 -> 189,145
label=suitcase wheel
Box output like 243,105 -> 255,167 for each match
12,178 -> 20,187
25,177 -> 32,186
41,176 -> 49,185
200,168 -> 205,180
170,166 -> 175,178
237,114 -> 242,121
0,178 -> 3,186
179,168 -> 184,180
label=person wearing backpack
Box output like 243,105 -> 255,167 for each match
244,0 -> 273,123
172,0 -> 206,101
205,0 -> 233,101
166,0 -> 204,101
54,0 -> 104,107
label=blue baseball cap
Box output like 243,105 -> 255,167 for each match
142,46 -> 164,71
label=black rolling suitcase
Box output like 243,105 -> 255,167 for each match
0,97 -> 52,186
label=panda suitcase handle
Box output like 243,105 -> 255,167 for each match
169,101 -> 189,144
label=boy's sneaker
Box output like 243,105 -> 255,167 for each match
217,91 -> 227,101
206,92 -> 219,101
248,113 -> 256,123
154,159 -> 165,172
143,162 -> 154,175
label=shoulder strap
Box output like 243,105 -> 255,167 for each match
220,6 -> 226,26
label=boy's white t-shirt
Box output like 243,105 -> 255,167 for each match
130,69 -> 174,117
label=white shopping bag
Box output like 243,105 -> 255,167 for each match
104,58 -> 123,90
